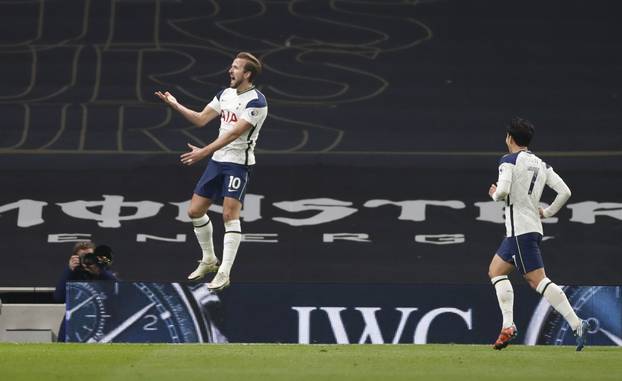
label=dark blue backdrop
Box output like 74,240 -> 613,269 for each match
65,282 -> 622,346
1,0 -> 621,286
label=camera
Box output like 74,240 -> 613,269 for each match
80,245 -> 113,268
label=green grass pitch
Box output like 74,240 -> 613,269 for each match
1,343 -> 620,381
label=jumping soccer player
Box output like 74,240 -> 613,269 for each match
487,117 -> 589,351
155,52 -> 267,291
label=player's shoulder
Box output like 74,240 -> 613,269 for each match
498,152 -> 520,165
245,88 -> 267,109
498,150 -> 545,166
215,87 -> 233,101
527,152 -> 552,169
521,151 -> 550,168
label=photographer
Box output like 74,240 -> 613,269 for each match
53,241 -> 117,342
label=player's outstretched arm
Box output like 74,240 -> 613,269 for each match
154,91 -> 219,127
180,120 -> 254,166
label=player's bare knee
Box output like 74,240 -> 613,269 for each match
222,211 -> 236,222
221,205 -> 241,222
525,277 -> 539,290
187,208 -> 203,219
488,263 -> 500,279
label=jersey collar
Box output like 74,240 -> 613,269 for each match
236,85 -> 255,95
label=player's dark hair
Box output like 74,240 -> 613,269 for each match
236,52 -> 262,83
506,117 -> 535,147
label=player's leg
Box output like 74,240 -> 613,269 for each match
208,164 -> 249,291
186,193 -> 220,280
524,268 -> 588,351
489,237 -> 520,350
489,254 -> 515,329
489,247 -> 518,350
208,197 -> 241,291
187,160 -> 224,280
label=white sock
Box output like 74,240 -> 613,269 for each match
192,215 -> 217,263
219,219 -> 241,277
492,275 -> 514,329
536,278 -> 581,331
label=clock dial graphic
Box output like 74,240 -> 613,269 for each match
525,286 -> 622,346
65,282 -> 110,342
65,281 -> 226,343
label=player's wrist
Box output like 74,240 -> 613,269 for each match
201,146 -> 212,157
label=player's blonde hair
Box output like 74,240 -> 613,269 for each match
236,52 -> 262,83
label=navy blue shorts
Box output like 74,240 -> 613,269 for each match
193,160 -> 251,203
496,232 -> 544,274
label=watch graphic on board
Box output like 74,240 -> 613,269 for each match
65,281 -> 227,343
525,286 -> 622,346
65,282 -> 110,342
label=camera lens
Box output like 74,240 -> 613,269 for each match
81,252 -> 97,266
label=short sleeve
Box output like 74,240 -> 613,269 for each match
207,89 -> 225,114
241,96 -> 267,126
207,95 -> 221,114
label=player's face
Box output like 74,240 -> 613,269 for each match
505,133 -> 511,152
228,58 -> 249,89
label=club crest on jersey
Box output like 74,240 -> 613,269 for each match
221,110 -> 238,123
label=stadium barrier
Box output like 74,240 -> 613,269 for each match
64,282 -> 621,346
0,287 -> 63,342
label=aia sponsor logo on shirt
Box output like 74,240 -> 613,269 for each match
221,110 -> 238,123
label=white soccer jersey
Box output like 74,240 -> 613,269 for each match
492,151 -> 571,237
207,86 -> 268,166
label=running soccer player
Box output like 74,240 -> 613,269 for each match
155,52 -> 267,291
487,117 -> 589,351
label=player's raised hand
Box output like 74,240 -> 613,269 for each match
154,91 -> 178,107
488,183 -> 497,198
180,143 -> 208,166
